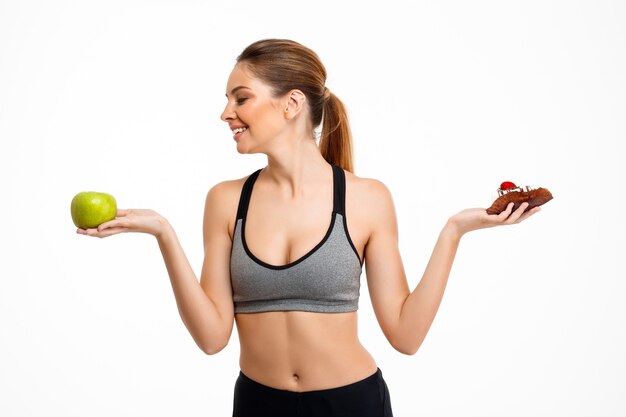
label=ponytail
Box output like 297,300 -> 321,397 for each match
319,92 -> 355,173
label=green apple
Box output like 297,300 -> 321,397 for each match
71,191 -> 117,229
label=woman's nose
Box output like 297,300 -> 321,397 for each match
221,103 -> 235,122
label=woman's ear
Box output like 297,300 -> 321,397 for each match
284,89 -> 306,119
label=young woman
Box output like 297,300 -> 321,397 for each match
78,39 -> 541,416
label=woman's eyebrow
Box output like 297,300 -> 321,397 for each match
225,86 -> 251,97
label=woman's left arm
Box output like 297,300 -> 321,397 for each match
364,180 -> 541,355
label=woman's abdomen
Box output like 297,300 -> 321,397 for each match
235,311 -> 377,392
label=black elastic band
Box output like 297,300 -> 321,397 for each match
332,165 -> 346,215
236,168 -> 262,220
238,166 -> 344,220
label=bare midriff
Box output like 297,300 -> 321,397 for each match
235,310 -> 378,392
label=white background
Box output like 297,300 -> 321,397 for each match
1,0 -> 624,415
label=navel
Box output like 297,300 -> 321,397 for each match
292,373 -> 299,383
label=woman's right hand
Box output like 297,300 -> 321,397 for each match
76,209 -> 169,239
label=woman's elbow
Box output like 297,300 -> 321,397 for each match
195,327 -> 232,355
185,317 -> 233,355
392,343 -> 419,356
199,338 -> 229,355
389,334 -> 423,356
201,344 -> 226,356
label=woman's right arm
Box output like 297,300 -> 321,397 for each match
79,182 -> 236,355
191,181 -> 236,354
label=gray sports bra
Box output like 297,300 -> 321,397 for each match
230,165 -> 364,314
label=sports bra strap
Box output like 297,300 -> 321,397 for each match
236,168 -> 262,220
332,164 -> 346,216
236,165 -> 345,220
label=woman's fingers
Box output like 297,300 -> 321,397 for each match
116,208 -> 131,217
504,202 -> 530,224
75,215 -> 131,237
73,209 -> 132,236
496,202 -> 515,221
511,202 -> 528,218
513,206 -> 541,224
97,210 -> 139,231
97,217 -> 129,232
502,202 -> 543,225
77,225 -> 128,238
93,227 -> 128,238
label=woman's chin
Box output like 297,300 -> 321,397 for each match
235,145 -> 256,155
235,142 -> 265,156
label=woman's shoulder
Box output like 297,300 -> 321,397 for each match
203,172 -> 258,239
204,171 -> 254,208
343,170 -> 397,234
344,170 -> 394,204
343,170 -> 397,242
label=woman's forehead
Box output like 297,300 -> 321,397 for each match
226,65 -> 258,92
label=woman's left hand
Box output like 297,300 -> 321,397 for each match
447,202 -> 541,238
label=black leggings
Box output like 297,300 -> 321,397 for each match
232,368 -> 393,417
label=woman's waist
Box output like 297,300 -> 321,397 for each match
235,311 -> 377,391
238,348 -> 377,392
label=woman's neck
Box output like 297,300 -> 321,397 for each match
262,139 -> 331,198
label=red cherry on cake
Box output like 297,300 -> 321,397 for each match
500,181 -> 517,190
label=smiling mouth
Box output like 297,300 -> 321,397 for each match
232,126 -> 247,140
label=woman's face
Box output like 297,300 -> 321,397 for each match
221,64 -> 286,154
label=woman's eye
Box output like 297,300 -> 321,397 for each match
236,98 -> 248,104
